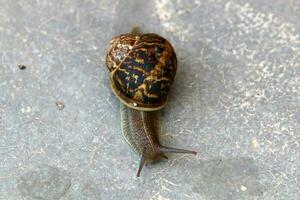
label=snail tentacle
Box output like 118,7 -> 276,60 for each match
137,151 -> 147,177
159,145 -> 197,155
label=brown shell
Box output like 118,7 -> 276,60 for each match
105,33 -> 177,111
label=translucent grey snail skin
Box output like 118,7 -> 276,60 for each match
105,27 -> 196,177
120,103 -> 197,176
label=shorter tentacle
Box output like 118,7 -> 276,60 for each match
136,151 -> 147,177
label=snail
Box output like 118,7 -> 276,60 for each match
105,27 -> 196,177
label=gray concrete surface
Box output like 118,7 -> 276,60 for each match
0,0 -> 299,199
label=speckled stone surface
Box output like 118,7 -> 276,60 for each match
0,0 -> 299,199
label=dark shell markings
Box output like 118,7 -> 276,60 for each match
106,33 -> 177,111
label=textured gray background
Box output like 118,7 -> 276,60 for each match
0,0 -> 300,199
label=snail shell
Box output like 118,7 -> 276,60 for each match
105,33 -> 177,111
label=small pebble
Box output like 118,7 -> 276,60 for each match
18,65 -> 26,70
56,101 -> 65,110
241,185 -> 247,191
252,138 -> 259,149
21,107 -> 31,113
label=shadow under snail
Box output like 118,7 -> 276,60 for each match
105,27 -> 196,177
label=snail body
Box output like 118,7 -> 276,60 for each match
105,28 -> 196,177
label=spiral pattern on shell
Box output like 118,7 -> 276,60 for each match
105,33 -> 177,111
